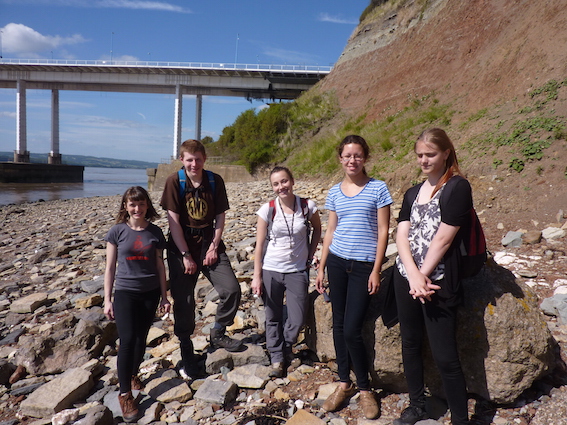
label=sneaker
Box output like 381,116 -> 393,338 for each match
359,390 -> 380,419
393,405 -> 428,425
118,391 -> 139,423
131,375 -> 143,391
321,383 -> 357,412
210,328 -> 245,352
269,362 -> 285,378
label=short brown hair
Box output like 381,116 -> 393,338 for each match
179,139 -> 206,158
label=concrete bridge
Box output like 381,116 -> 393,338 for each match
0,59 -> 331,164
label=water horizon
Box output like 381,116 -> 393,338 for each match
0,167 -> 150,207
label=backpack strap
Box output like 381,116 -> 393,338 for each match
266,197 -> 311,242
178,168 -> 216,198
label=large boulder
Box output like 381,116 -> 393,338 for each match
305,260 -> 556,403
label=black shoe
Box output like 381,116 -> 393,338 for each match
393,405 -> 428,425
269,362 -> 285,378
210,328 -> 245,352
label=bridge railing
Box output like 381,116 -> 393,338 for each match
0,58 -> 333,73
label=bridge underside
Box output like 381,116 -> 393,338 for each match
0,62 -> 330,163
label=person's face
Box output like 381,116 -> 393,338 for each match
339,143 -> 366,177
415,140 -> 450,178
180,151 -> 206,178
270,170 -> 294,199
125,198 -> 148,220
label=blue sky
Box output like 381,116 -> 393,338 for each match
0,0 -> 368,163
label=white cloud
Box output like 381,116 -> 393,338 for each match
318,13 -> 358,25
0,0 -> 191,13
0,111 -> 17,119
1,23 -> 87,56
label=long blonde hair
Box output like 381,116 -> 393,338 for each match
416,128 -> 462,196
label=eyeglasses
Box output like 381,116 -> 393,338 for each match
340,155 -> 365,163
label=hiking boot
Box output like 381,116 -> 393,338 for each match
118,391 -> 139,423
210,328 -> 245,352
321,383 -> 357,412
269,362 -> 285,378
359,390 -> 380,419
131,375 -> 143,391
393,405 -> 428,425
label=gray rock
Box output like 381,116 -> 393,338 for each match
193,378 -> 237,406
306,262 -> 555,404
76,404 -> 113,425
501,231 -> 524,247
542,227 -> 566,240
226,364 -> 271,389
19,368 -> 93,418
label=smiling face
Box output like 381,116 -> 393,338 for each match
415,139 -> 450,178
180,151 -> 206,179
339,143 -> 367,177
125,198 -> 148,221
270,170 -> 294,200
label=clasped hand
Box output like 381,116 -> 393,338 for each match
408,271 -> 441,303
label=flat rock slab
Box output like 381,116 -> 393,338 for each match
19,368 -> 93,418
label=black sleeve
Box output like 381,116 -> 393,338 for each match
441,177 -> 473,227
397,184 -> 421,223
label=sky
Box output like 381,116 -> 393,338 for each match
0,0 -> 369,163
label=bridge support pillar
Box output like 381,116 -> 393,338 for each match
15,79 -> 29,163
50,89 -> 61,164
195,94 -> 202,140
173,84 -> 183,159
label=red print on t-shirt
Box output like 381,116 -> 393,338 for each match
126,235 -> 151,261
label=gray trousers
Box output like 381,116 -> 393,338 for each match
262,269 -> 309,363
168,249 -> 241,359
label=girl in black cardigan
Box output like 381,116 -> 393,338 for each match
393,128 -> 471,425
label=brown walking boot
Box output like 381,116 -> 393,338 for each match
359,390 -> 380,419
118,391 -> 139,423
131,375 -> 144,391
322,383 -> 357,412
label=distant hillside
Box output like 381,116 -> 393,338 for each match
0,152 -> 158,169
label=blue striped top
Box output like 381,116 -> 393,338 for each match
326,178 -> 393,262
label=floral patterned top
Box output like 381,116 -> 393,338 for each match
396,185 -> 445,281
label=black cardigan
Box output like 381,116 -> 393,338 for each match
397,175 -> 473,306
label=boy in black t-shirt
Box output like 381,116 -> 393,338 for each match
160,139 -> 244,379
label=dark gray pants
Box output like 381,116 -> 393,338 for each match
168,249 -> 241,360
262,269 -> 309,363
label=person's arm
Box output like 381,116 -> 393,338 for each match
368,205 -> 390,295
166,209 -> 197,274
251,216 -> 268,296
307,210 -> 322,268
103,242 -> 117,320
156,248 -> 171,313
203,212 -> 225,266
316,210 -> 337,294
396,220 -> 440,303
419,223 -> 460,277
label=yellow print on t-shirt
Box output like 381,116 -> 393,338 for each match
187,197 -> 208,220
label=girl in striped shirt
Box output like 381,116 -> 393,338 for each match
316,135 -> 392,419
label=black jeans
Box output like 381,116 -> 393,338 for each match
327,252 -> 374,390
113,288 -> 160,393
393,267 -> 468,425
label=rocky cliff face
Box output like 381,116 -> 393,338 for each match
322,0 -> 567,121
312,0 -> 567,234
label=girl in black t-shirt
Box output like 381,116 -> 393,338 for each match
104,186 -> 171,423
393,129 -> 471,425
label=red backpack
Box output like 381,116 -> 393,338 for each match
441,177 -> 487,278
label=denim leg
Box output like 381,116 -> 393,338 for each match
424,301 -> 469,424
327,253 -> 373,390
394,266 -> 427,408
